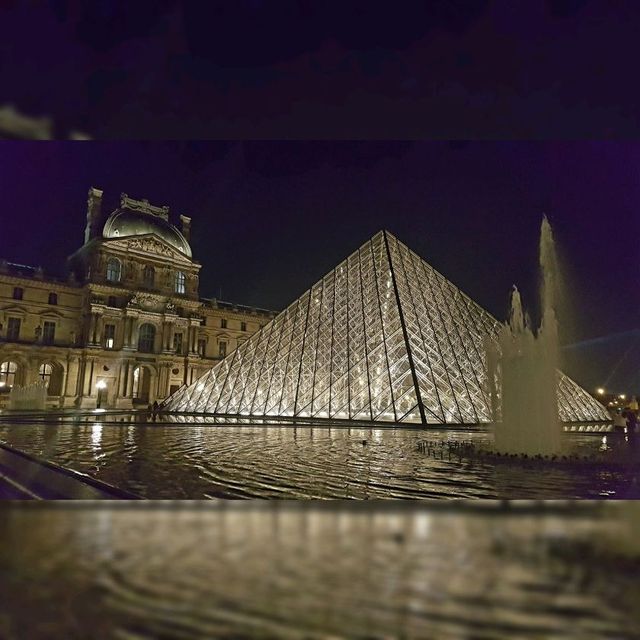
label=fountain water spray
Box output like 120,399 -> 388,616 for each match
490,216 -> 562,456
9,381 -> 47,411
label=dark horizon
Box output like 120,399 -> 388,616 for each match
0,141 -> 637,394
2,1 -> 640,139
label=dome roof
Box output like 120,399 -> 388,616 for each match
103,209 -> 192,258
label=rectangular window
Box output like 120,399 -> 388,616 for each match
221,318 -> 227,329
198,339 -> 206,357
104,323 -> 116,349
175,271 -> 186,294
6,318 -> 20,341
42,321 -> 56,345
218,341 -> 227,358
48,292 -> 58,305
12,287 -> 23,300
241,321 -> 247,332
173,332 -> 183,355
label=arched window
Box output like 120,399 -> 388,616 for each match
137,323 -> 156,353
38,363 -> 53,388
48,292 -> 57,305
106,257 -> 121,282
143,265 -> 155,288
0,361 -> 17,389
175,271 -> 186,294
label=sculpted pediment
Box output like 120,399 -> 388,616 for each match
105,235 -> 192,264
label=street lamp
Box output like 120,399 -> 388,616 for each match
596,387 -> 605,395
96,379 -> 107,409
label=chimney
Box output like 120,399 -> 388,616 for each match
180,215 -> 192,242
84,187 -> 104,244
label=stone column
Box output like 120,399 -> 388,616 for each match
84,358 -> 95,396
131,319 -> 140,351
88,313 -> 98,345
127,362 -> 136,398
95,315 -> 104,346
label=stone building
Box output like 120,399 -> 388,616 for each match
0,189 -> 275,409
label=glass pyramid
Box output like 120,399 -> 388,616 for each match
164,231 -> 609,424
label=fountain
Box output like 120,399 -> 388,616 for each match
489,217 -> 562,456
9,381 -> 47,411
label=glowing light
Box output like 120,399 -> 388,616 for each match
596,388 -> 605,395
0,381 -> 4,388
619,394 -> 626,400
96,380 -> 107,390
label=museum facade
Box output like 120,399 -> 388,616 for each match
0,188 -> 275,409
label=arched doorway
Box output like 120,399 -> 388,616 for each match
38,361 -> 64,396
132,366 -> 152,404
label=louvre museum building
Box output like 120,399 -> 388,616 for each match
0,189 -> 274,409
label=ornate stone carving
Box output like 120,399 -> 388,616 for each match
120,193 -> 170,220
127,237 -> 175,258
128,293 -> 163,312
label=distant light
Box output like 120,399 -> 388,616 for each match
596,387 -> 605,395
96,380 -> 107,390
619,394 -> 626,400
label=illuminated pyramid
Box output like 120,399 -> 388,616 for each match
164,231 -> 609,424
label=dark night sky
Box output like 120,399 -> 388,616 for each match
1,1 -> 640,138
0,141 -> 638,392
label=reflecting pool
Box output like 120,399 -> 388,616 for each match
0,504 -> 638,639
0,414 -> 636,499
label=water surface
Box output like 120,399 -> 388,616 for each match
0,415 -> 635,499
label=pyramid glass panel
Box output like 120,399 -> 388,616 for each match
163,231 -> 610,425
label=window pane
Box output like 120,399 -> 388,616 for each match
0,361 -> 17,389
138,323 -> 156,353
175,271 -> 186,294
143,265 -> 155,287
173,332 -> 183,354
104,324 -> 116,349
106,258 -> 121,282
42,321 -> 56,345
7,318 -> 20,340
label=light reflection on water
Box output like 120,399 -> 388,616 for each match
0,416 -> 636,499
0,505 -> 637,639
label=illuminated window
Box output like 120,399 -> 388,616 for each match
104,324 -> 116,349
38,363 -> 53,388
143,265 -> 155,287
175,271 -> 186,294
0,361 -> 17,389
138,323 -> 156,353
6,318 -> 20,341
106,258 -> 121,282
48,292 -> 58,305
12,287 -> 23,300
218,341 -> 227,358
42,321 -> 56,345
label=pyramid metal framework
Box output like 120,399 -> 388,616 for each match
164,231 -> 609,425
